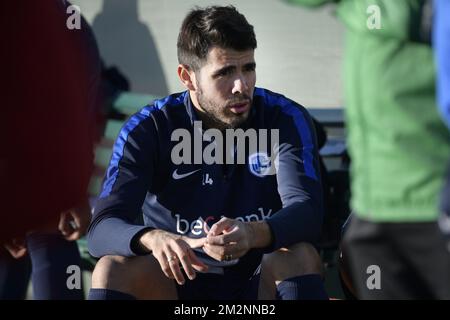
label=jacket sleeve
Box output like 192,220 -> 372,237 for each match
265,103 -> 324,251
87,109 -> 158,257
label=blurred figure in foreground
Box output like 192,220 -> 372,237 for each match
434,0 -> 450,245
0,0 -> 102,299
288,0 -> 450,299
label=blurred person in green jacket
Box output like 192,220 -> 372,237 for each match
288,0 -> 450,299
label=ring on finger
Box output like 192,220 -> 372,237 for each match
167,255 -> 178,263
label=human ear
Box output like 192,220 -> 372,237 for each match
177,64 -> 196,91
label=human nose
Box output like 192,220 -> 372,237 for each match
232,74 -> 249,95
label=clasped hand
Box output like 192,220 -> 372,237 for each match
145,217 -> 253,285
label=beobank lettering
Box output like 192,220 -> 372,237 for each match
175,207 -> 273,235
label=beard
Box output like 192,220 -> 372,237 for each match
195,86 -> 252,131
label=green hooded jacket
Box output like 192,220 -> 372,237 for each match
288,0 -> 450,222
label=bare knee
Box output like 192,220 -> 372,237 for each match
261,242 -> 323,282
91,254 -> 176,299
91,255 -> 130,289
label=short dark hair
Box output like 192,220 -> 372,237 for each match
177,6 -> 257,71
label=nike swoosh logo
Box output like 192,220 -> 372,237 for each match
172,169 -> 201,180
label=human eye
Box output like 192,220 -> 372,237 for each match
218,68 -> 232,77
213,67 -> 234,79
244,63 -> 256,72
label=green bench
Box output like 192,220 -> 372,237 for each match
113,92 -> 160,117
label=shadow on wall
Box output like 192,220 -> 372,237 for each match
92,0 -> 169,96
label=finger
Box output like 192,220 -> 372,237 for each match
10,247 -> 28,259
64,214 -> 84,241
72,206 -> 90,235
58,212 -> 73,237
172,246 -> 196,281
4,242 -> 28,259
204,243 -> 241,261
166,250 -> 185,285
208,217 -> 234,236
188,250 -> 209,272
12,237 -> 27,248
206,230 -> 238,246
64,230 -> 81,241
183,236 -> 207,249
154,253 -> 174,280
202,243 -> 222,261
61,226 -> 77,241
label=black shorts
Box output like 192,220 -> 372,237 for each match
342,215 -> 450,299
175,271 -> 260,300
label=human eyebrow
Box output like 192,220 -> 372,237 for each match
212,65 -> 235,78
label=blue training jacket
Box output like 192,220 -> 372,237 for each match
87,87 -> 323,278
